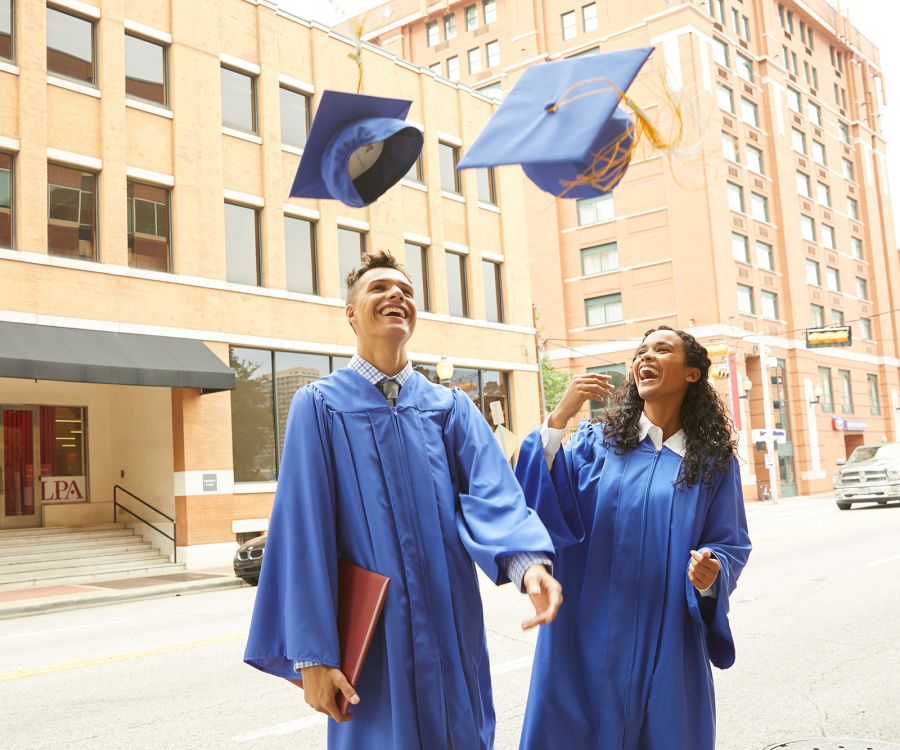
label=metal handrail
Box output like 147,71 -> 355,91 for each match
113,485 -> 177,563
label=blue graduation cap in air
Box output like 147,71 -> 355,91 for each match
289,90 -> 424,208
457,47 -> 655,199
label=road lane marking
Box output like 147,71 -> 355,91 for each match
863,553 -> 900,568
231,653 -> 536,742
0,632 -> 245,682
0,618 -> 133,642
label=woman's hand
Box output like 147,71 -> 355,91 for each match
688,548 -> 721,592
547,373 -> 615,429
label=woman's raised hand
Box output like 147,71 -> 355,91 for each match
547,373 -> 615,429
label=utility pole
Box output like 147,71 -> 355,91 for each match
532,304 -> 547,420
757,336 -> 780,503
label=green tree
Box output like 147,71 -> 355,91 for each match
229,351 -> 277,482
541,356 -> 572,414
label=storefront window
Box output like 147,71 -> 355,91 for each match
274,351 -> 330,461
229,348 -> 276,483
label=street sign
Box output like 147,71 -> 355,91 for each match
764,454 -> 776,469
751,428 -> 786,444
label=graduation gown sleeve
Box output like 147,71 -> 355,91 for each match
685,456 -> 752,669
244,386 -> 341,679
449,389 -> 554,584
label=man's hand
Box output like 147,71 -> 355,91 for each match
300,665 -> 359,722
547,374 -> 615,429
688,548 -> 721,592
521,564 -> 563,630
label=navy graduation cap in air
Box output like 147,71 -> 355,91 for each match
289,90 -> 424,208
457,47 -> 655,199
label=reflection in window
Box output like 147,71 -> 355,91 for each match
47,7 -> 95,85
230,347 -> 276,482
125,34 -> 167,106
284,216 -> 317,295
274,351 -> 329,460
480,370 -> 509,429
280,87 -> 310,149
439,142 -> 462,194
338,227 -> 366,299
589,364 -> 626,418
221,66 -> 257,133
39,406 -> 86,478
47,163 -> 96,261
445,251 -> 469,317
482,260 -> 503,323
405,242 -> 430,312
0,151 -> 11,248
1,0 -> 12,61
127,181 -> 170,271
224,202 -> 261,285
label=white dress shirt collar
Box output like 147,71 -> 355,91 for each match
638,413 -> 686,457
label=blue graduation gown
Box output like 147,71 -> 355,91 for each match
514,421 -> 751,750
244,368 -> 554,750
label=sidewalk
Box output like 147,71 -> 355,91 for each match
0,567 -> 246,620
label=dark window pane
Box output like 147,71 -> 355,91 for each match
482,260 -> 503,323
0,152 -> 11,248
476,168 -> 496,204
125,34 -> 166,106
221,67 -> 256,133
230,348 -> 276,482
127,181 -> 170,271
0,0 -> 12,61
445,251 -> 468,317
224,202 -> 260,285
47,7 -> 94,84
38,406 -> 86,477
404,242 -> 430,312
47,163 -> 96,260
331,356 -> 352,373
439,142 -> 461,194
274,351 -> 329,461
481,370 -> 510,429
280,87 -> 309,149
284,216 -> 317,294
338,227 -> 365,298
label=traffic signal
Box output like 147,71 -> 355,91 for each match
704,342 -> 730,359
805,326 -> 852,348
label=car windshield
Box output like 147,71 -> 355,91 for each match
847,444 -> 900,463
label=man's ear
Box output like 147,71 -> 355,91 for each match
346,303 -> 357,334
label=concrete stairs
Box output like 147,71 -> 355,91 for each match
0,523 -> 184,591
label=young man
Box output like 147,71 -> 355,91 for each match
245,252 -> 561,750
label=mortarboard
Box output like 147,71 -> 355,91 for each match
457,47 -> 655,199
289,90 -> 424,208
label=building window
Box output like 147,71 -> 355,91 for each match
787,87 -> 802,113
446,56 -> 460,82
818,367 -> 834,412
284,215 -> 317,295
817,181 -> 831,207
124,34 -> 167,106
0,0 -> 12,61
46,6 -> 95,85
476,167 -> 497,205
0,151 -> 11,249
444,13 -> 457,40
561,11 -> 577,40
721,132 -> 739,163
807,101 -> 822,125
726,182 -> 744,213
582,3 -> 598,32
429,62 -> 441,75
585,293 -> 623,326
868,374 -> 881,415
483,0 -> 496,24
426,21 -> 439,47
736,53 -> 753,83
831,308 -> 845,326
750,192 -> 769,222
732,232 -> 750,263
860,317 -> 872,340
791,128 -> 807,154
740,98 -> 759,127
47,163 -> 96,261
761,290 -> 779,320
476,81 -> 503,99
482,260 -> 503,323
856,276 -> 869,300
589,364 -> 626,418
717,84 -> 734,113
581,242 -> 618,275
805,259 -> 821,286
810,303 -> 824,327
224,203 -> 261,286
842,158 -> 855,181
839,369 -> 853,413
485,40 -> 500,68
127,181 -> 170,272
851,236 -> 863,260
746,145 -> 764,174
712,38 -> 728,67
338,227 -> 366,299
280,87 -> 310,150
756,241 -> 774,271
742,15 -> 751,41
405,242 -> 430,312
465,5 -> 478,31
417,366 -> 510,429
405,152 -> 424,183
825,266 -> 840,292
822,224 -> 835,249
467,47 -> 482,75
445,251 -> 469,317
847,197 -> 859,220
838,121 -> 850,144
577,193 -> 614,225
796,171 -> 811,197
800,214 -> 816,242
439,142 -> 462,194
737,284 -> 755,314
812,140 -> 827,166
221,66 -> 257,134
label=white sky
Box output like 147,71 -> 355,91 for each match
280,0 -> 900,238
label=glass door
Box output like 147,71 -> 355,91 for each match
1,407 -> 41,529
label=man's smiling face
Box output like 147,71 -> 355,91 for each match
346,267 -> 417,346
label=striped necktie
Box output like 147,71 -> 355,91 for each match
378,378 -> 400,407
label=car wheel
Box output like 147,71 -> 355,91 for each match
246,576 -> 259,586
836,502 -> 851,510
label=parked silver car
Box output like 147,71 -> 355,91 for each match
832,443 -> 900,510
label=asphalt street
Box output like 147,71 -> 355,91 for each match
1,494 -> 898,749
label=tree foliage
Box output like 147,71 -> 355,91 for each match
541,356 -> 571,414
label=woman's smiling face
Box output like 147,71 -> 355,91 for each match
632,329 -> 700,403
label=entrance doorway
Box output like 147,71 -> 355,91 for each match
1,407 -> 40,529
843,433 -> 865,458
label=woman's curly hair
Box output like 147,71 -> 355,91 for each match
598,326 -> 736,489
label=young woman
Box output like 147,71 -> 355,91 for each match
515,326 -> 751,750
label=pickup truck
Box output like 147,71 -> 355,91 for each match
832,443 -> 900,510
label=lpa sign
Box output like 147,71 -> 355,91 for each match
40,476 -> 87,502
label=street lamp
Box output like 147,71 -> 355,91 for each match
436,356 -> 454,385
809,384 -> 824,405
739,376 -> 753,399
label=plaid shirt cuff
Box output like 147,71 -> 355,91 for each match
501,552 -> 553,592
293,660 -> 320,672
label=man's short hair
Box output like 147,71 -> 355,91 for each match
345,251 -> 412,302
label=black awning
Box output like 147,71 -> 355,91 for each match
0,321 -> 235,393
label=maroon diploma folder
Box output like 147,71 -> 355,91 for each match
290,559 -> 391,714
